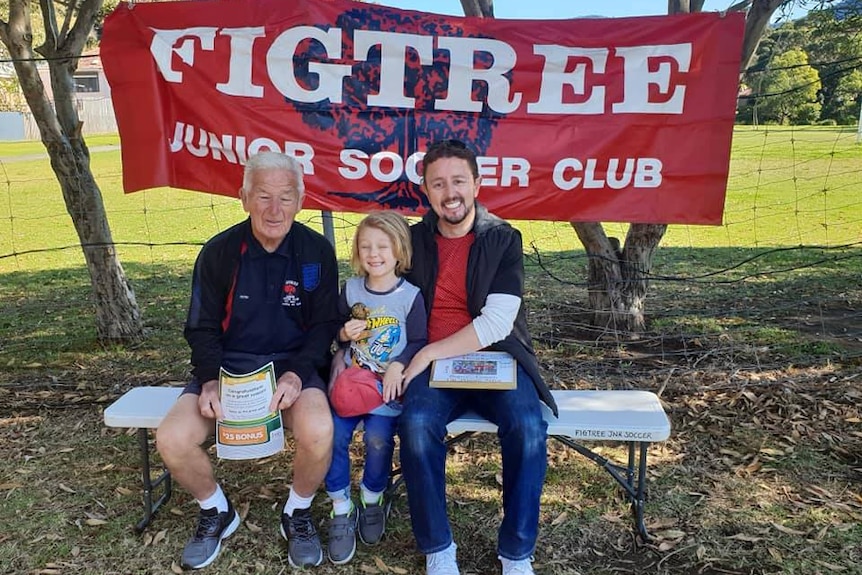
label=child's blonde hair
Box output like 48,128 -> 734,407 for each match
350,211 -> 412,277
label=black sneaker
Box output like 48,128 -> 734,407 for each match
180,500 -> 241,570
357,496 -> 387,545
280,507 -> 323,568
327,505 -> 358,564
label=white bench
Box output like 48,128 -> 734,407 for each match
104,387 -> 670,538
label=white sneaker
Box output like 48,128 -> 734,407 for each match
499,555 -> 535,575
426,542 -> 460,575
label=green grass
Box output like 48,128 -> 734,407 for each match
0,133 -> 120,157
0,126 -> 860,574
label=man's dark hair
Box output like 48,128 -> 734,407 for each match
421,139 -> 479,180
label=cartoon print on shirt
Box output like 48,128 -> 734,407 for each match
350,305 -> 402,373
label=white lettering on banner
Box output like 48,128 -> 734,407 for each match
149,26 -> 692,115
613,44 -> 691,114
169,121 -> 663,191
527,46 -> 608,115
478,156 -> 531,187
553,157 -> 663,190
169,122 -> 316,173
339,149 -> 530,187
354,31 -> 434,108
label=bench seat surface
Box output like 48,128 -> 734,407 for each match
104,387 -> 669,443
448,389 -> 669,442
104,386 -> 183,429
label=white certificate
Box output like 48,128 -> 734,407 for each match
216,361 -> 284,460
430,351 -> 517,390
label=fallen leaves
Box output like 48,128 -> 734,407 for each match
770,522 -> 806,536
142,529 -> 168,547
356,556 -> 409,574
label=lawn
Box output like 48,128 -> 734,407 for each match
0,126 -> 860,574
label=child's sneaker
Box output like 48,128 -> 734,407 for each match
357,495 -> 387,545
327,505 -> 358,564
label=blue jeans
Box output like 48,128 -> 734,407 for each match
325,412 -> 398,500
398,365 -> 548,560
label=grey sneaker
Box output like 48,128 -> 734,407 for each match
180,500 -> 241,569
280,508 -> 323,568
357,496 -> 387,545
327,505 -> 358,564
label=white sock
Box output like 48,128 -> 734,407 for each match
283,487 -> 315,516
197,484 -> 229,513
360,485 -> 383,506
332,497 -> 353,516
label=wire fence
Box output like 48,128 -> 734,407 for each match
0,124 -> 859,390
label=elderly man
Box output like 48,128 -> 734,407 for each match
400,139 -> 558,575
156,151 -> 339,570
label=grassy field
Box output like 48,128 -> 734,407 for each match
0,127 -> 860,574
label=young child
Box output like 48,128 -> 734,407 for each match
324,211 -> 427,565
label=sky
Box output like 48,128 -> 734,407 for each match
376,0 -> 809,21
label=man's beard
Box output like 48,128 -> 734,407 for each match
441,198 -> 474,225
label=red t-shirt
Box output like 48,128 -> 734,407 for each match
428,233 -> 475,343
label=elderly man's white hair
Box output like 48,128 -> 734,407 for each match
242,151 -> 305,195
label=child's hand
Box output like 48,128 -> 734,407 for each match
382,362 -> 405,402
328,348 -> 347,392
341,318 -> 369,341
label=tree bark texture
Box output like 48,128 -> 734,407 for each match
570,222 -> 667,334
460,0 -> 493,18
740,0 -> 785,70
1,0 -> 143,342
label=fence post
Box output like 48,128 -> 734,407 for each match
857,98 -> 862,144
322,210 -> 335,249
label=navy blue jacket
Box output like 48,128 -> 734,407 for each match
184,218 -> 340,385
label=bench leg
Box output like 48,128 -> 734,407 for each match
630,442 -> 650,542
551,436 -> 653,541
135,428 -> 173,533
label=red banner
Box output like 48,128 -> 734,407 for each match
101,0 -> 745,224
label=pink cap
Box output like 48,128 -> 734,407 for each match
329,366 -> 384,418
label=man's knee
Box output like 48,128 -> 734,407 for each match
155,395 -> 209,459
156,421 -> 196,460
500,409 -> 548,455
291,392 -> 334,455
398,409 -> 443,455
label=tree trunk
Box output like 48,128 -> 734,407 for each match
1,0 -> 143,342
571,222 -> 666,335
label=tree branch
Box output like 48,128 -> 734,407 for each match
460,0 -> 493,18
62,0 -> 103,59
38,0 -> 59,56
59,0 -> 78,47
741,0 -> 784,70
668,0 -> 691,14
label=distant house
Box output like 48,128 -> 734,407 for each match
37,48 -> 113,101
32,47 -> 117,137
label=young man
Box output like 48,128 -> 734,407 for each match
156,151 -> 340,570
400,139 -> 559,575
